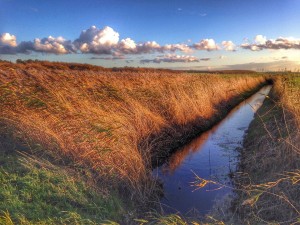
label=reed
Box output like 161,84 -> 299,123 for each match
170,73 -> 300,224
225,73 -> 300,224
0,61 -> 269,222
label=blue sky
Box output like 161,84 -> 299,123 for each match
1,0 -> 300,71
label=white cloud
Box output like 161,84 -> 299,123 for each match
0,33 -> 17,47
136,41 -> 162,54
162,43 -> 192,53
193,39 -> 219,51
0,33 -> 74,54
0,27 -> 221,56
0,33 -> 29,54
254,35 -> 267,44
4,26 -> 300,60
75,26 -> 119,54
118,42 -> 192,54
270,37 -> 300,49
140,54 -> 199,63
118,38 -> 137,54
33,36 -> 75,54
222,41 -> 236,51
74,26 -> 165,55
241,35 -> 300,51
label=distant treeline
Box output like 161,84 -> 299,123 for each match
1,59 -> 179,73
186,70 -> 257,74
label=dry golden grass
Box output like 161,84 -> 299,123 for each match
225,74 -> 300,224
0,61 -> 268,202
179,74 -> 300,224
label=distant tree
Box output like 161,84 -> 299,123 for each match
25,59 -> 34,63
16,59 -> 24,64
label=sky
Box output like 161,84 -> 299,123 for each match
0,0 -> 300,71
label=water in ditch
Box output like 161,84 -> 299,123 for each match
153,85 -> 272,216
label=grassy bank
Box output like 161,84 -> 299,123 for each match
228,74 -> 300,224
0,61 -> 268,223
0,123 -> 124,224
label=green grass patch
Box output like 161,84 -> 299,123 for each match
0,82 -> 15,103
0,145 -> 124,224
24,96 -> 47,109
95,84 -> 124,101
90,124 -> 113,137
293,76 -> 300,85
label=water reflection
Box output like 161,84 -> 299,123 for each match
153,85 -> 272,215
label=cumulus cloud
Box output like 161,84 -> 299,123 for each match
33,36 -> 75,54
254,35 -> 267,44
120,42 -> 192,54
266,37 -> 300,49
222,41 -> 236,51
3,26 -> 300,59
7,26 -> 300,61
0,26 -> 223,57
16,41 -> 34,54
117,38 -> 137,54
241,44 -> 260,51
241,35 -> 300,51
162,43 -> 192,53
0,33 -> 74,54
116,40 -> 193,55
0,33 -> 17,47
135,41 -> 162,54
0,33 -> 18,54
140,54 -> 200,64
74,26 -> 171,55
193,39 -> 219,51
74,26 -> 119,54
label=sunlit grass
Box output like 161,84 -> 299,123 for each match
0,61 -> 270,222
226,73 -> 300,224
179,74 -> 300,224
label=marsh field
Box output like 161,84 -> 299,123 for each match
0,61 -> 299,224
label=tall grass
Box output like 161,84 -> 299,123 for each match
0,61 -> 268,217
170,74 -> 300,224
0,122 -> 124,224
221,73 -> 300,224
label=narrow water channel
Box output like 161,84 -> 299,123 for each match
153,85 -> 272,216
